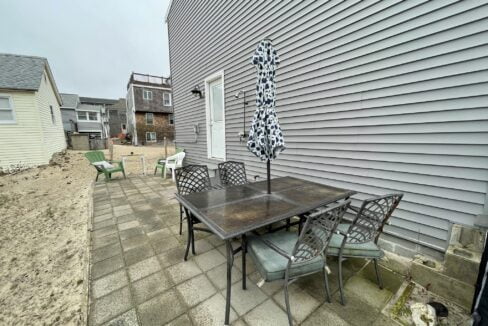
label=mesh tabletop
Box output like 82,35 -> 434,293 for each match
175,176 -> 356,239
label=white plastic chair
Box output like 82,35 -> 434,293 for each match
164,152 -> 186,181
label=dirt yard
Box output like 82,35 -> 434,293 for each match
0,144 -> 173,325
112,143 -> 175,176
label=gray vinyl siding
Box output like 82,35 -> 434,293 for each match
61,108 -> 76,132
167,0 -> 488,255
77,121 -> 102,133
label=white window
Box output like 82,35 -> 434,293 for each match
169,114 -> 174,125
146,132 -> 156,142
143,89 -> 152,100
146,112 -> 154,125
0,95 -> 15,123
163,93 -> 172,106
50,105 -> 56,124
77,111 -> 99,121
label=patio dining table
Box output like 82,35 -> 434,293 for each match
175,176 -> 356,325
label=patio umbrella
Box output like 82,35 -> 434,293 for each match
247,39 -> 285,194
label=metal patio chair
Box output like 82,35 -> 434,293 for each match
218,161 -> 248,186
327,193 -> 403,305
175,165 -> 213,260
246,200 -> 350,326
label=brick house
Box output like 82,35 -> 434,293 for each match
126,72 -> 174,145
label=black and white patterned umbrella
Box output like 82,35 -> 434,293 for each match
247,39 -> 285,193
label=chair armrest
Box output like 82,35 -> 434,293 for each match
348,205 -> 360,213
259,238 -> 293,260
108,160 -> 124,169
336,229 -> 349,237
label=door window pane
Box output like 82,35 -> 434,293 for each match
211,84 -> 223,122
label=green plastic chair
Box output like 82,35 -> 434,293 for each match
154,147 -> 184,177
84,151 -> 126,182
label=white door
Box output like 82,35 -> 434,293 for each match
208,77 -> 225,160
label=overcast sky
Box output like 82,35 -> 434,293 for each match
0,0 -> 171,99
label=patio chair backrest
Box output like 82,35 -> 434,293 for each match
175,165 -> 211,196
290,200 -> 350,265
218,161 -> 248,186
346,193 -> 404,244
167,152 -> 186,166
176,147 -> 185,154
84,151 -> 106,164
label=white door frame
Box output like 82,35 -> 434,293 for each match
204,70 -> 226,161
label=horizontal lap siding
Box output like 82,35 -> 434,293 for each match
36,70 -> 66,162
168,0 -> 488,253
0,91 -> 46,169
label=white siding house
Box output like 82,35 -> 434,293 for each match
0,53 -> 66,171
166,1 -> 488,258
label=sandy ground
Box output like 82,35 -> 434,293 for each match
0,144 -> 173,325
111,144 -> 175,176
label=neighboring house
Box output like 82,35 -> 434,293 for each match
60,94 -> 116,140
107,98 -> 127,138
126,72 -> 174,145
79,97 -> 116,139
0,53 -> 66,171
59,93 -> 79,135
166,1 -> 488,259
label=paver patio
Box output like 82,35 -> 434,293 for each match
88,176 -> 401,325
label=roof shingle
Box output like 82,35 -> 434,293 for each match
60,93 -> 79,108
0,53 -> 47,90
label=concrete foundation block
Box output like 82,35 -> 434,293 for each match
410,258 -> 474,310
444,245 -> 480,286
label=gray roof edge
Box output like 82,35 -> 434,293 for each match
43,60 -> 62,105
164,0 -> 174,23
0,53 -> 62,104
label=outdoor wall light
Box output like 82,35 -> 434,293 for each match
191,85 -> 203,98
235,90 -> 249,142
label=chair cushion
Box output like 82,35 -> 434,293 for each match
327,223 -> 383,258
247,231 -> 325,282
92,161 -> 114,169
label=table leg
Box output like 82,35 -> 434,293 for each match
142,156 -> 147,175
242,235 -> 247,290
184,214 -> 192,261
225,240 -> 234,326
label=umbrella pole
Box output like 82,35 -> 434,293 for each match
267,159 -> 271,194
